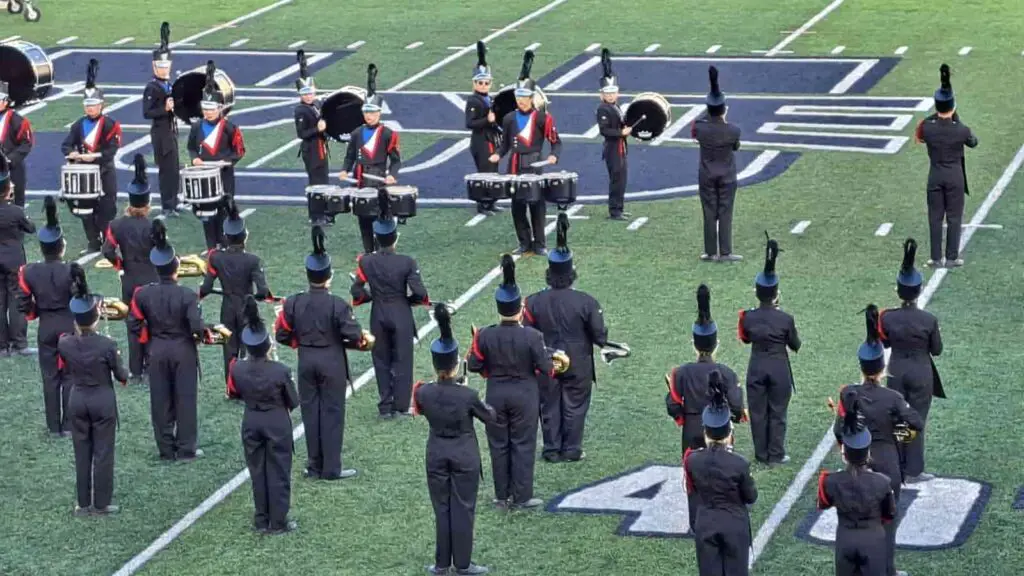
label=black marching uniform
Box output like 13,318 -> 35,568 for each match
595,49 -> 628,219
467,255 -> 554,507
62,60 -> 121,252
880,239 -> 943,481
694,66 -> 742,260
18,197 -> 74,433
101,155 -> 159,380
351,196 -> 429,417
187,124 -> 245,250
63,266 -> 129,515
294,50 -> 329,222
683,383 -> 757,576
818,394 -> 897,576
0,158 -> 34,355
465,41 -> 501,215
275,226 -> 367,480
199,201 -> 270,395
143,24 -> 180,213
0,83 -> 34,207
916,64 -> 978,265
837,305 -> 924,576
739,237 -> 800,464
230,296 -> 299,534
128,221 -> 206,460
414,304 -> 494,575
523,213 -> 608,461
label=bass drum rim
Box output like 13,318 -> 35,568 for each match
491,84 -> 549,126
322,86 -> 367,142
624,92 -> 672,141
0,40 -> 54,108
172,68 -> 236,123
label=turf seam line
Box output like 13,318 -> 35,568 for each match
765,0 -> 846,56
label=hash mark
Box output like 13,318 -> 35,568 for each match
114,37 -> 135,45
230,38 -> 250,47
585,43 -> 601,52
895,46 -> 908,55
958,46 -> 972,55
288,40 -> 307,49
57,36 -> 79,45
831,45 -> 845,54
465,213 -> 487,227
874,222 -> 893,236
627,217 -> 648,231
644,43 -> 661,53
526,42 -> 542,51
790,220 -> 811,234
347,40 -> 365,49
405,41 -> 423,50
706,45 -> 722,54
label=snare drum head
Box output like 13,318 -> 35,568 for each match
387,186 -> 418,195
353,187 -> 378,198
181,166 -> 222,177
306,184 -> 342,194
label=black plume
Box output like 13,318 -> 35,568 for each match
151,219 -> 169,250
763,232 -> 779,276
132,153 -> 148,186
500,254 -> 516,287
864,304 -> 880,344
696,284 -> 712,325
555,212 -> 570,252
367,64 -> 378,96
940,63 -> 951,90
435,303 -> 454,342
901,238 -> 917,274
297,49 -> 309,78
310,225 -> 326,256
377,188 -> 391,221
840,386 -> 863,436
225,197 -> 240,220
709,66 -> 721,95
476,41 -> 487,67
204,60 -> 216,93
159,22 -> 171,50
519,50 -> 534,81
708,369 -> 727,409
69,262 -> 89,299
86,59 -> 99,89
601,48 -> 613,78
43,195 -> 59,228
243,295 -> 264,333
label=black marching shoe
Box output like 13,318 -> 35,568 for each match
0,348 -> 10,359
323,469 -> 358,480
487,204 -> 504,213
511,244 -> 530,256
456,564 -> 489,575
378,412 -> 395,421
393,411 -> 413,419
718,254 -> 743,262
699,254 -> 718,262
303,468 -> 320,479
92,505 -> 120,516
561,451 -> 585,462
476,204 -> 490,215
512,498 -> 543,510
128,374 -> 146,386
542,452 -> 561,463
608,213 -> 629,221
532,244 -> 548,256
177,448 -> 205,462
252,523 -> 269,534
73,506 -> 91,517
267,520 -> 298,535
492,497 -> 509,510
425,565 -> 450,575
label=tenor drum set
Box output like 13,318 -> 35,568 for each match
306,183 -> 420,222
464,171 -> 578,210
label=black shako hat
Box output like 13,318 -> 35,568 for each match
693,284 -> 718,352
702,370 -> 732,440
305,225 -> 332,284
430,303 -> 459,373
495,254 -> 521,317
69,262 -> 101,327
858,304 -> 885,376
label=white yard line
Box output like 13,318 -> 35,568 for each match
288,40 -> 307,49
874,222 -> 893,236
626,217 -> 648,231
114,37 -> 135,45
229,38 -> 250,48
652,105 -> 703,146
584,43 -> 601,53
1,36 -> 22,43
405,41 -> 424,50
247,139 -> 301,168
706,45 -> 722,54
828,59 -> 877,94
750,50 -> 794,55
765,0 -> 846,56
895,46 -> 908,55
958,46 -> 972,55
525,42 -> 542,51
464,213 -> 488,227
543,55 -> 601,91
347,40 -> 366,49
830,45 -> 845,55
111,201 -> 583,576
749,142 -> 1024,569
57,36 -> 79,45
254,51 -> 332,86
388,0 -> 569,91
238,208 -> 256,218
172,0 -> 295,47
790,220 -> 811,234
644,43 -> 661,53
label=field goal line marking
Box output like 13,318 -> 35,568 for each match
111,205 -> 582,575
748,141 -> 1024,568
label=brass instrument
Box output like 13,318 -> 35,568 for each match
893,422 -> 917,443
202,324 -> 232,345
600,341 -> 631,364
99,297 -> 129,321
178,253 -> 207,277
95,258 -> 114,270
551,349 -> 570,375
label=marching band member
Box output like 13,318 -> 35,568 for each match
523,213 -> 608,462
464,40 -> 502,216
0,80 -> 34,207
0,151 -> 34,358
338,64 -> 401,254
916,64 -> 978,267
834,305 -> 923,576
61,59 -> 122,254
187,60 -> 245,250
693,66 -> 742,262
595,49 -> 630,220
199,199 -> 270,396
128,220 -> 207,461
275,226 -> 369,480
413,304 -> 495,575
293,49 -> 330,224
738,235 -> 800,466
101,154 -> 158,384
61,264 -> 128,516
819,390 -> 897,576
18,197 -> 74,434
467,255 -> 555,509
350,191 -> 429,418
229,296 -> 299,534
683,373 -> 757,576
879,239 -> 943,484
142,22 -> 181,216
489,51 -> 562,256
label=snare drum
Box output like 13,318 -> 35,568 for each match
180,166 -> 224,217
465,173 -> 509,203
306,185 -> 353,217
509,174 -> 545,204
387,185 -> 418,219
60,164 -> 102,216
351,187 -> 379,218
543,171 -> 578,208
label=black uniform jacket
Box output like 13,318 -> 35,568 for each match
188,118 -> 245,165
832,383 -> 924,447
413,378 -> 497,436
229,356 -> 299,409
522,287 -> 607,384
0,108 -> 34,164
665,359 -> 744,426
467,321 -> 554,383
351,250 -> 429,308
342,123 -> 401,185
128,279 -> 205,344
683,445 -> 757,515
596,101 -> 627,158
817,468 -> 896,528
294,101 -> 327,161
274,287 -> 364,350
465,92 -> 500,152
142,78 -> 177,135
0,202 -> 34,273
58,331 -> 129,387
916,113 -> 978,192
17,259 -> 72,321
879,305 -> 945,398
691,117 -> 741,181
200,247 -> 270,300
103,216 -> 157,278
61,115 -> 122,168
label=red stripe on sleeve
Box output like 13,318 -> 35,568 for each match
914,119 -> 925,143
690,121 -> 697,139
816,470 -> 831,509
17,117 -> 33,144
737,310 -> 749,343
18,266 -> 37,320
387,131 -> 400,153
57,354 -> 65,371
411,380 -> 424,415
233,126 -> 246,157
226,358 -> 239,398
522,298 -> 535,325
206,249 -> 219,277
667,368 -> 684,426
107,121 -> 122,144
836,386 -> 847,417
877,309 -> 887,340
470,329 -> 484,361
683,448 -> 696,494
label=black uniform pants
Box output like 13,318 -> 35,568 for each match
540,374 -> 592,459
148,340 -> 199,459
470,141 -> 498,209
926,184 -> 965,261
38,314 -> 74,433
888,375 -> 932,478
69,386 -> 117,509
427,445 -> 481,570
121,275 -> 151,377
358,216 -> 375,254
82,170 -> 118,251
219,298 -> 245,395
604,148 -> 627,216
0,268 -> 27,351
746,359 -> 792,463
512,200 -> 546,251
10,160 -> 27,207
371,311 -> 415,415
485,381 -> 539,503
297,346 -> 349,478
870,442 -> 903,576
152,128 -> 180,212
835,526 -> 888,576
699,176 -> 737,256
201,206 -> 228,251
694,509 -> 751,576
243,409 -> 293,530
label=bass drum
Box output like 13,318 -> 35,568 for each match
322,85 -> 367,142
0,40 -> 54,107
491,84 -> 549,126
624,92 -> 672,141
172,66 -> 236,122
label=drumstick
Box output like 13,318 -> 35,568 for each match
361,173 -> 387,183
529,160 -> 551,168
628,114 -> 648,129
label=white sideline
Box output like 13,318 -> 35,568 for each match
765,0 -> 846,56
748,142 -> 1024,568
